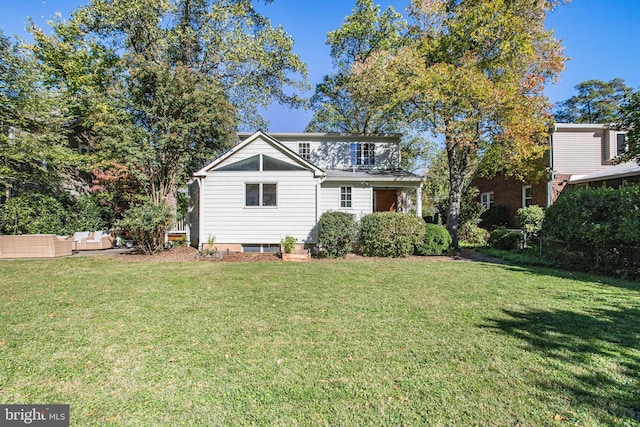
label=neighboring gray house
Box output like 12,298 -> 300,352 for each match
188,130 -> 423,251
471,123 -> 629,224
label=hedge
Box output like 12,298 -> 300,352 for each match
542,186 -> 640,279
359,212 -> 425,257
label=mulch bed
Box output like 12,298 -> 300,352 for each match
113,246 -> 502,264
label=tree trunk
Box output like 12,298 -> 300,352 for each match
445,132 -> 471,251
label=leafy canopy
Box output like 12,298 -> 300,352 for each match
554,78 -> 632,124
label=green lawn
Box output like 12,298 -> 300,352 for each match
0,257 -> 638,426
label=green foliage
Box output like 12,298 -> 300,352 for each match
416,223 -> 451,255
280,235 -> 297,254
515,205 -> 545,237
317,211 -> 356,258
306,0 -> 407,134
0,192 -> 66,235
118,201 -> 174,255
0,31 -> 78,197
617,90 -> 640,163
458,223 -> 489,246
480,205 -> 511,230
488,228 -> 522,250
543,186 -> 640,279
0,192 -> 109,235
359,212 -> 425,257
554,78 -> 632,124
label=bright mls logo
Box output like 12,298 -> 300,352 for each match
0,405 -> 69,426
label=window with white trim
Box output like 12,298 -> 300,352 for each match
349,143 -> 375,166
340,186 -> 352,208
480,191 -> 494,209
617,133 -> 627,156
298,142 -> 310,161
246,183 -> 277,207
522,185 -> 532,207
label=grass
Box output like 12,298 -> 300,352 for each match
0,257 -> 639,426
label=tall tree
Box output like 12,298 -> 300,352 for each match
31,0 -> 308,209
0,31 -> 76,200
379,0 -> 566,248
307,0 -> 407,134
554,78 -> 632,124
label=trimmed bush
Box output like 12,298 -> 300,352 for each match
488,228 -> 522,250
118,201 -> 174,254
416,223 -> 452,255
317,211 -> 356,258
543,186 -> 640,279
359,212 -> 425,257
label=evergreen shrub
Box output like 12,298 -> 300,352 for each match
416,223 -> 452,255
317,211 -> 356,258
359,212 -> 425,257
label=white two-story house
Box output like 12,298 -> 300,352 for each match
188,130 -> 423,251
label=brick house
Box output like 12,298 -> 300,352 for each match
471,123 -> 628,225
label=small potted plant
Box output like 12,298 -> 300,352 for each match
281,235 -> 309,262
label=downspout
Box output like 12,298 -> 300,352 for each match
547,125 -> 555,208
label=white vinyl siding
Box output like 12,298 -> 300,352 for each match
200,170 -> 318,244
279,141 -> 399,170
320,183 -> 372,220
553,128 -> 608,174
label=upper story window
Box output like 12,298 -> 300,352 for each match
350,143 -> 375,166
340,186 -> 352,208
246,183 -> 277,207
522,185 -> 532,208
480,191 -> 494,209
298,142 -> 310,161
617,133 -> 627,156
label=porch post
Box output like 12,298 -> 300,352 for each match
416,184 -> 422,218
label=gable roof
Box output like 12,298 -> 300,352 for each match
194,130 -> 325,177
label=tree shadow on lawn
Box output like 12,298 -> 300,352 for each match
466,249 -> 640,292
481,306 -> 640,424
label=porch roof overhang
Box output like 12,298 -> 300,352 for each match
568,160 -> 640,184
324,169 -> 423,186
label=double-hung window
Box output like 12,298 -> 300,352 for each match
617,133 -> 627,156
480,191 -> 494,209
350,143 -> 375,166
246,183 -> 277,207
340,187 -> 352,208
298,142 -> 310,161
522,185 -> 532,208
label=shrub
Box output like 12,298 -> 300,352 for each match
416,223 -> 451,255
359,212 -> 425,257
480,205 -> 510,230
488,228 -> 522,250
515,205 -> 545,237
543,186 -> 640,279
0,192 -> 66,235
118,201 -> 174,254
317,211 -> 356,258
458,223 -> 489,246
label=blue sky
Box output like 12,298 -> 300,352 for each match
2,0 -> 639,131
